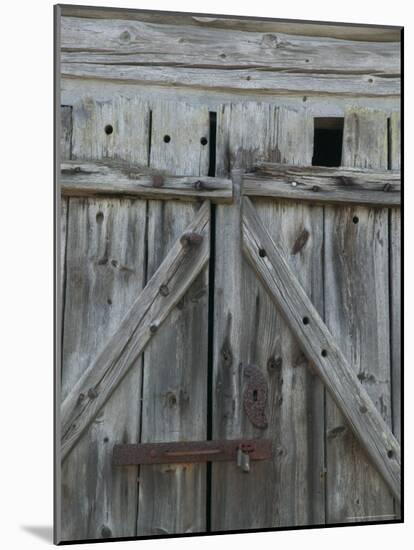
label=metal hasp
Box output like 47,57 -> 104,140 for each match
243,364 -> 268,429
113,439 -> 272,470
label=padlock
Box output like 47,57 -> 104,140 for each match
237,446 -> 250,473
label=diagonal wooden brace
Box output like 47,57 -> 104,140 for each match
242,197 -> 401,502
61,201 -> 210,461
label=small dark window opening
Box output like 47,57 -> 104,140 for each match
312,118 -> 344,167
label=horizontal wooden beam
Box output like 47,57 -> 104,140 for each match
242,197 -> 401,501
60,17 -> 400,97
60,8 -> 401,42
61,17 -> 399,76
60,161 -> 232,203
244,163 -> 400,206
61,201 -> 210,461
61,63 -> 400,97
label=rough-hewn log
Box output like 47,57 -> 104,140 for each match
60,7 -> 401,42
61,62 -> 400,97
242,197 -> 401,501
60,161 -> 233,203
61,17 -> 399,75
244,164 -> 400,206
61,201 -> 210,461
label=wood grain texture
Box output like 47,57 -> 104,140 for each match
60,7 -> 401,41
60,16 -> 400,97
61,201 -> 210,461
61,160 -> 232,202
60,105 -> 73,161
60,105 -> 72,338
61,17 -> 400,76
62,62 -> 400,97
61,78 -> 400,119
242,197 -> 400,501
216,102 -> 279,174
324,107 -> 396,523
244,164 -> 400,206
71,96 -> 150,163
136,102 -> 210,535
149,101 -> 210,175
389,112 -> 401,444
212,106 -> 325,530
61,197 -> 146,541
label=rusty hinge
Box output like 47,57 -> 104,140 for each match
113,439 -> 272,473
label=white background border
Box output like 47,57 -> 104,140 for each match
0,1 -> 410,548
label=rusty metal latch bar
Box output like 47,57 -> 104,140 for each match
113,439 -> 272,471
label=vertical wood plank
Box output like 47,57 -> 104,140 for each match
212,105 -> 325,530
60,105 -> 72,319
389,112 -> 401,521
325,107 -> 394,523
216,102 -> 279,174
149,101 -> 210,175
60,199 -> 68,318
61,198 -> 147,541
61,105 -> 73,161
389,112 -> 401,445
71,96 -> 149,164
136,101 -> 210,535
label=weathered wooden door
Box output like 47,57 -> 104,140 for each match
57,6 -> 401,544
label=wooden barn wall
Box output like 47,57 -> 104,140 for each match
58,9 -> 401,541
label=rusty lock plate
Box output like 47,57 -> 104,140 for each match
113,439 -> 272,466
243,364 -> 268,429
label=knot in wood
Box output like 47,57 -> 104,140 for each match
221,345 -> 233,368
383,183 -> 392,192
149,323 -> 158,333
87,387 -> 99,399
101,525 -> 112,538
119,30 -> 131,43
267,356 -> 282,372
312,185 -> 320,192
292,228 -> 310,255
193,180 -> 204,190
180,232 -> 203,247
261,33 -> 280,48
159,284 -> 170,297
152,174 -> 165,188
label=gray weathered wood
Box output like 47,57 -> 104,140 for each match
137,102 -> 210,535
61,78 -> 400,118
244,164 -> 400,206
60,160 -> 232,203
60,105 -> 72,335
60,105 -> 73,161
149,101 -> 210,175
212,106 -> 325,530
60,199 -> 68,318
61,17 -> 400,76
242,197 -> 401,502
61,200 -> 210,462
71,96 -> 150,163
61,197 -> 146,541
389,112 -> 401,443
62,62 -> 400,97
60,7 -> 401,42
324,107 -> 395,523
216,102 -> 279,174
